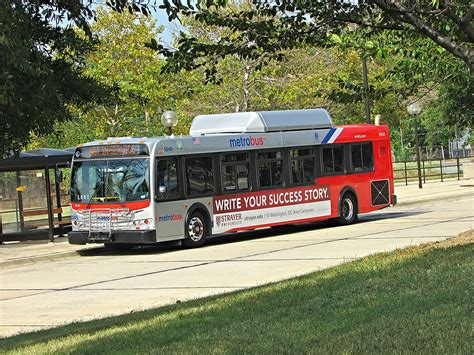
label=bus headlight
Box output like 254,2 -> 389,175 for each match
133,218 -> 153,229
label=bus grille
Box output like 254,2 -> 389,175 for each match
79,209 -> 134,232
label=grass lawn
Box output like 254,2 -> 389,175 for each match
1,230 -> 472,354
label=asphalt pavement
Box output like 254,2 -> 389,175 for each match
0,179 -> 472,337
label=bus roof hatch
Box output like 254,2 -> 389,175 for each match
189,109 -> 333,136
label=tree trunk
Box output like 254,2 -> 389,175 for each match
242,62 -> 252,112
144,109 -> 149,123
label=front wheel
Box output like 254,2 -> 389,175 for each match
337,193 -> 358,225
183,211 -> 208,248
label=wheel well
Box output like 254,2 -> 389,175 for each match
339,187 -> 358,213
186,203 -> 212,234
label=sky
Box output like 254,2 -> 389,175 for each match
151,1 -> 178,46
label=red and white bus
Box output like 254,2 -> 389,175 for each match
68,109 -> 396,248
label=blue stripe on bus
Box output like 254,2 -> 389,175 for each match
321,128 -> 336,144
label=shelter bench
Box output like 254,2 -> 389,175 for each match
23,207 -> 63,217
23,208 -> 72,236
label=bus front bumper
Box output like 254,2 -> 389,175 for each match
68,230 -> 156,245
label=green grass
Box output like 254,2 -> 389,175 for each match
1,231 -> 472,354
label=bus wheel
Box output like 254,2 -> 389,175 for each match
183,212 -> 207,248
337,193 -> 358,225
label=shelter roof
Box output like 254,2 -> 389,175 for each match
0,148 -> 74,172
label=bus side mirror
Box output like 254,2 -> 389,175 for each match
156,186 -> 166,202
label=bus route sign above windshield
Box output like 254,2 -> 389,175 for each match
75,144 -> 149,158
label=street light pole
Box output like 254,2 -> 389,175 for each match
414,117 -> 422,189
362,48 -> 371,124
407,102 -> 422,189
161,111 -> 179,136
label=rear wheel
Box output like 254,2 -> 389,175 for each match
183,211 -> 208,248
337,193 -> 358,225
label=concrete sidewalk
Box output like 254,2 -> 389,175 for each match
0,239 -> 102,269
395,178 -> 474,206
1,178 -> 472,269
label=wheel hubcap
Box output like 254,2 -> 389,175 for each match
342,198 -> 354,220
188,217 -> 204,241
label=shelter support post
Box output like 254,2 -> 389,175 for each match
16,171 -> 25,232
45,168 -> 54,242
54,166 -> 62,222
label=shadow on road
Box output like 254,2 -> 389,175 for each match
76,210 -> 429,257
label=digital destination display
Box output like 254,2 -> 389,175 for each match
75,144 -> 149,158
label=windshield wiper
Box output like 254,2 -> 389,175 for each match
86,184 -> 101,209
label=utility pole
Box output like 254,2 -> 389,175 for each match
362,48 -> 371,124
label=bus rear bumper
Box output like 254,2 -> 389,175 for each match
68,230 -> 156,245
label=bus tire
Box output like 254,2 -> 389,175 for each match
183,211 -> 208,248
337,192 -> 358,225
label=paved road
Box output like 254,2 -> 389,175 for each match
1,195 -> 472,337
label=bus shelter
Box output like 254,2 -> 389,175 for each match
0,148 -> 74,243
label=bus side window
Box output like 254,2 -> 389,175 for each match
350,143 -> 373,172
290,148 -> 315,185
257,151 -> 283,188
156,158 -> 179,200
221,153 -> 249,192
185,156 -> 215,196
322,146 -> 344,175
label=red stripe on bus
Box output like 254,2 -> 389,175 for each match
71,200 -> 150,211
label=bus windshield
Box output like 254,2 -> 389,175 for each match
71,158 -> 150,203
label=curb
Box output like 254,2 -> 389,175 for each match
0,247 -> 105,270
395,191 -> 474,208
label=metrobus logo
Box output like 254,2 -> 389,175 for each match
158,214 -> 182,222
229,136 -> 265,148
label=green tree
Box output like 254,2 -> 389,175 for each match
0,0 -> 153,156
78,7 -> 175,138
160,1 -> 473,72
159,1 -> 472,144
31,7 -> 190,149
177,30 -> 406,128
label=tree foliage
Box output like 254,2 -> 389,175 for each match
12,0 -> 471,160
30,7 -> 193,149
156,0 -> 473,137
159,1 -> 473,73
77,8 -> 178,138
0,0 -> 154,157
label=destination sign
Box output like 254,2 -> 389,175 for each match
75,144 -> 149,158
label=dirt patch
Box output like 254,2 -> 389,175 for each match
431,229 -> 473,249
